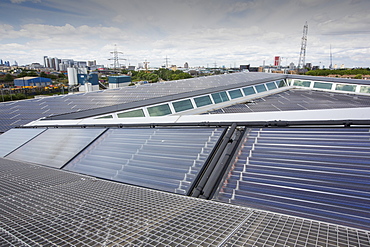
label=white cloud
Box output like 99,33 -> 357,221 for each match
10,0 -> 41,3
1,0 -> 370,68
318,12 -> 370,35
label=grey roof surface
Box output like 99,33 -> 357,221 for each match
0,72 -> 283,133
205,88 -> 370,114
1,158 -> 369,246
287,74 -> 370,85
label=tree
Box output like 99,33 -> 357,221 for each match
354,74 -> 362,79
4,74 -> 14,82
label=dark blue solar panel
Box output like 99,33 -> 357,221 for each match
215,128 -> 370,231
0,72 -> 283,132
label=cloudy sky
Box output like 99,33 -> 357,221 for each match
1,0 -> 369,68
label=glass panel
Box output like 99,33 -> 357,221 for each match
97,115 -> 113,119
6,128 -> 105,168
211,92 -> 229,104
64,128 -> 225,195
117,109 -> 145,118
277,80 -> 287,88
0,128 -> 45,157
147,104 -> 172,116
360,85 -> 370,93
255,84 -> 267,93
335,84 -> 356,92
228,89 -> 243,99
266,82 -> 277,90
314,82 -> 332,90
242,86 -> 256,96
173,99 -> 194,113
293,80 -> 311,87
194,95 -> 213,107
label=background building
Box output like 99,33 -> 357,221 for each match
13,77 -> 52,87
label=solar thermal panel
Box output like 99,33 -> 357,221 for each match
64,128 -> 224,194
215,127 -> 370,231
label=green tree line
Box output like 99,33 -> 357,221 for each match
122,68 -> 192,83
306,68 -> 370,77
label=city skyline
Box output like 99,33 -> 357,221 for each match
1,0 -> 370,68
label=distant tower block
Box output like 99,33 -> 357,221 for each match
143,60 -> 150,71
298,22 -> 308,70
164,56 -> 170,68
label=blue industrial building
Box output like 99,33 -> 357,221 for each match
108,75 -> 131,89
77,73 -> 99,85
13,77 -> 52,87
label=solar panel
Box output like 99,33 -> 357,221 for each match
0,72 -> 284,132
64,128 -> 224,194
207,89 -> 370,114
6,128 -> 105,168
0,128 -> 45,157
215,127 -> 370,231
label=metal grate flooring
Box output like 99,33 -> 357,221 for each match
223,211 -> 370,247
0,158 -> 369,246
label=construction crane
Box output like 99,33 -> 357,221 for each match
298,22 -> 308,70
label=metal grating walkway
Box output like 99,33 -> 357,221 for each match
223,211 -> 370,247
0,158 -> 369,246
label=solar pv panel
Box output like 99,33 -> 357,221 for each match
0,128 -> 45,157
6,128 -> 105,168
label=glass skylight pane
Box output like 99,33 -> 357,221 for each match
6,128 -> 105,168
228,89 -> 243,99
293,80 -> 311,87
97,115 -> 113,119
266,82 -> 277,90
242,86 -> 256,96
64,128 -> 225,195
194,95 -> 213,107
0,128 -> 45,157
147,104 -> 172,116
173,99 -> 194,113
277,80 -> 286,87
212,92 -> 229,104
314,82 -> 332,90
360,85 -> 370,93
117,109 -> 145,118
255,84 -> 267,93
335,84 -> 356,92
